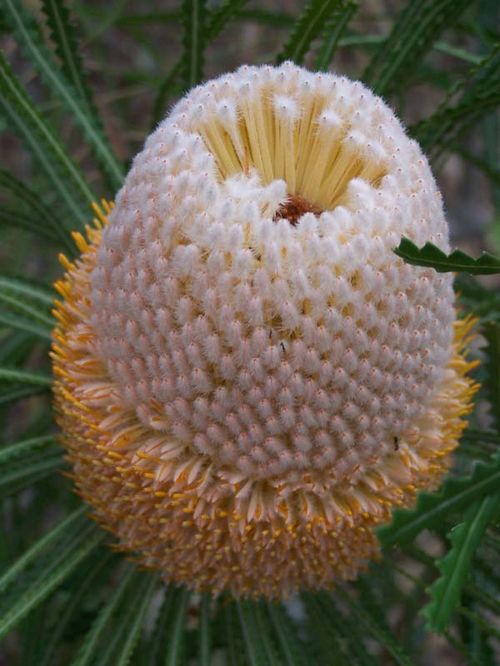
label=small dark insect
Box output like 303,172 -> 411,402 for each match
280,342 -> 286,352
393,436 -> 399,451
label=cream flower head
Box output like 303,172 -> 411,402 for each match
52,62 -> 477,598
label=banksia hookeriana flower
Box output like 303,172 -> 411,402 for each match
52,63 -> 478,599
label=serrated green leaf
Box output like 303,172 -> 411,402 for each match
364,0 -> 469,95
0,515 -> 104,640
277,0 -> 343,65
378,454 -> 500,547
0,367 -> 52,387
0,52 -> 92,227
483,324 -> 500,431
314,1 -> 358,71
394,238 -> 500,275
180,0 -> 206,89
40,0 -> 97,114
3,0 -> 124,190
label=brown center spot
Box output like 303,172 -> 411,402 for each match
273,195 -> 323,226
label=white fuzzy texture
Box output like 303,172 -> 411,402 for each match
90,63 -> 454,483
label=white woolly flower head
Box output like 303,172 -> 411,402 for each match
53,62 -> 477,598
92,62 -> 454,482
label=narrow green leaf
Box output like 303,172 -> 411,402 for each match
334,588 -> 414,666
180,0 -> 206,89
198,593 -> 212,666
423,492 -> 500,633
0,275 -> 54,309
0,385 -> 48,407
394,238 -> 500,275
0,310 -> 52,341
364,0 -> 469,95
251,603 -> 282,665
458,604 -> 500,641
483,324 -> 500,432
277,0 -> 343,65
0,52 -> 92,226
378,454 -> 500,547
412,45 -> 500,156
0,331 -> 34,366
0,290 -> 52,325
95,573 -> 158,666
266,602 -> 310,666
38,550 -> 115,666
0,507 -> 85,595
460,596 -> 497,666
315,1 -> 358,71
0,169 -> 71,249
0,519 -> 103,640
0,282 -> 53,333
72,566 -> 137,666
457,149 -> 500,187
303,592 -> 368,666
0,367 -> 52,387
139,586 -> 175,666
236,600 -> 278,666
224,601 -> 245,666
164,586 -> 190,666
0,207 -> 61,243
468,583 -> 500,617
0,452 -> 62,498
4,0 -> 124,189
0,434 -> 54,462
455,274 -> 500,324
433,41 -> 483,65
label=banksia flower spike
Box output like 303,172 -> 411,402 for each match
52,62 -> 478,599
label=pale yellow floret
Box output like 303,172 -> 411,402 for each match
198,89 -> 386,212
